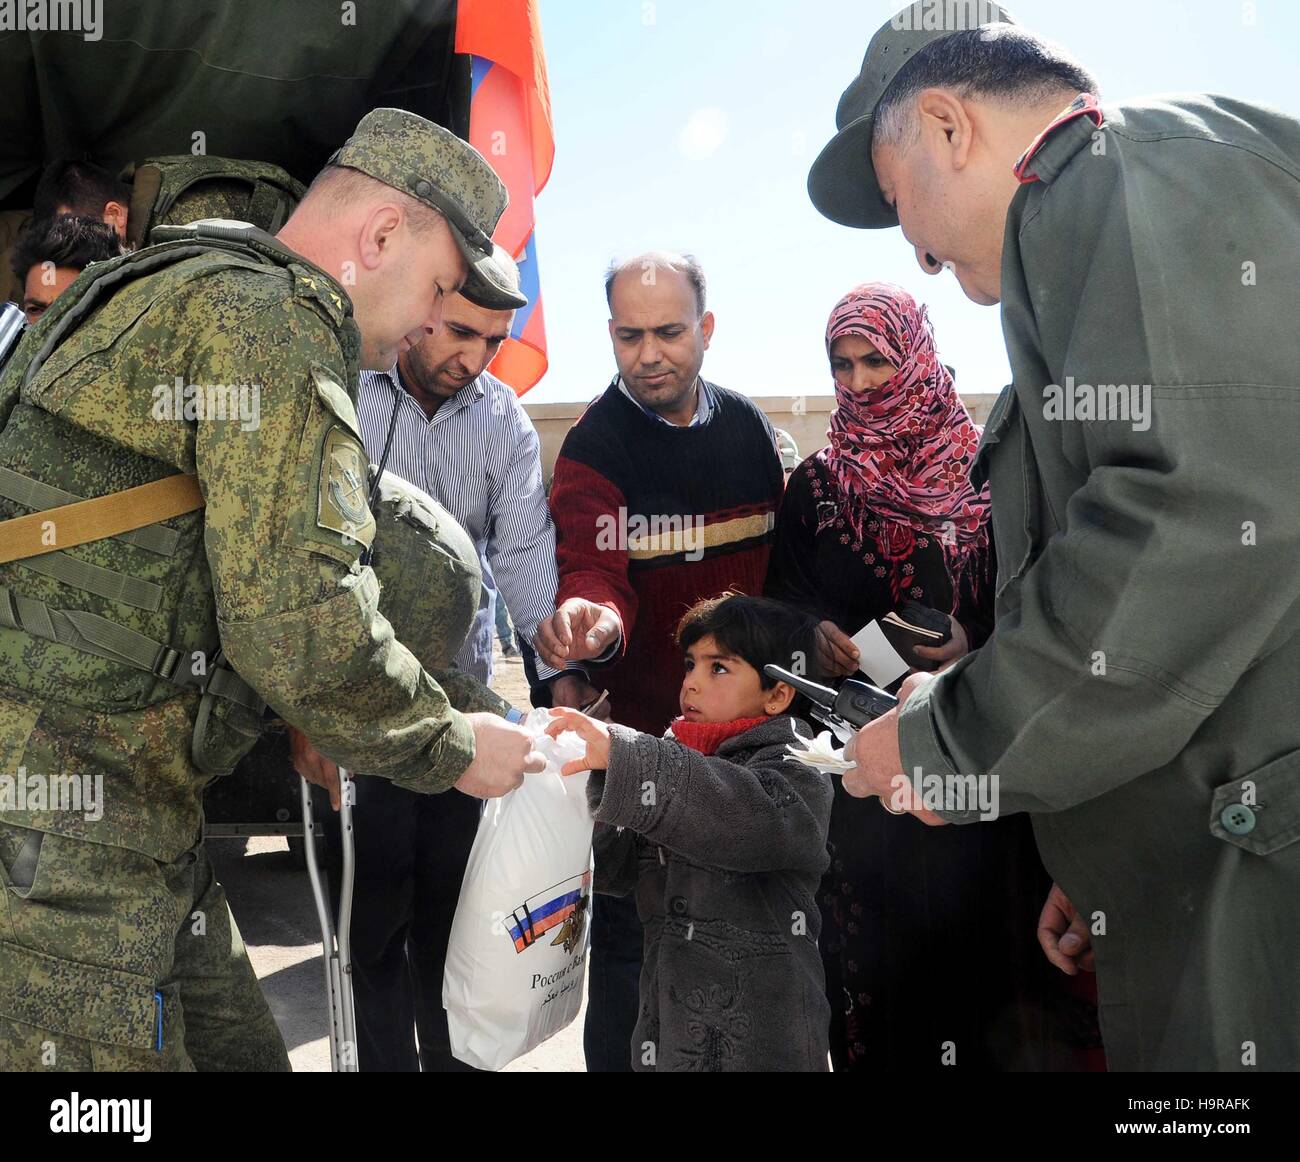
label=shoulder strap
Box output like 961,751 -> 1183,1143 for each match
0,473 -> 204,566
125,163 -> 163,249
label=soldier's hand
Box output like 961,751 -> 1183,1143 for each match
287,723 -> 343,811
1037,882 -> 1096,975
536,599 -> 622,669
455,713 -> 546,799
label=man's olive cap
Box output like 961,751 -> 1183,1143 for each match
328,108 -> 527,309
808,2 -> 1015,229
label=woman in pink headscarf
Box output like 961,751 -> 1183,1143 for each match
767,281 -> 992,668
766,282 -> 1102,1073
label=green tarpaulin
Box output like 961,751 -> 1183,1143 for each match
0,0 -> 467,209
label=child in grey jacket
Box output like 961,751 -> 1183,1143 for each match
546,594 -> 833,1072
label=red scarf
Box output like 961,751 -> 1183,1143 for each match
818,281 -> 991,607
667,715 -> 770,756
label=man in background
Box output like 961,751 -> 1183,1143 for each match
33,156 -> 302,247
312,252 -> 602,1071
9,213 -> 122,324
537,251 -> 784,1070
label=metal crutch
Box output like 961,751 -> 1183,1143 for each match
301,770 -> 358,1072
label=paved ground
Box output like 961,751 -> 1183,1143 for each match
212,643 -> 588,1073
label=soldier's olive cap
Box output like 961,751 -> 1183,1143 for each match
328,108 -> 528,309
808,2 -> 1015,229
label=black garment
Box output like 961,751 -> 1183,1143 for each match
320,775 -> 481,1072
765,454 -> 992,646
582,892 -> 643,1072
765,453 -> 1098,1071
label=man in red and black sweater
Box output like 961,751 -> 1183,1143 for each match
537,252 -> 783,1071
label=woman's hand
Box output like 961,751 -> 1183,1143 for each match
815,619 -> 861,677
912,615 -> 969,670
546,706 -> 612,775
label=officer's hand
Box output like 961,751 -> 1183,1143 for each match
1037,882 -> 1096,975
536,599 -> 622,669
455,713 -> 546,799
287,723 -> 343,811
815,620 -> 860,677
550,674 -> 611,720
842,674 -> 947,825
912,616 -> 970,669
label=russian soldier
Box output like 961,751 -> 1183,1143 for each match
0,108 -> 538,1071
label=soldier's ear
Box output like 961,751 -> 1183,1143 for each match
102,201 -> 129,241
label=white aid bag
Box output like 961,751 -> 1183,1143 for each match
443,708 -> 594,1070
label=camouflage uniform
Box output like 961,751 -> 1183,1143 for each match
121,155 -> 306,249
0,110 -> 525,1071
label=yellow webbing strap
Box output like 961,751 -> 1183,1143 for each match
0,473 -> 205,565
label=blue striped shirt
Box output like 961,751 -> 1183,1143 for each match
357,366 -> 566,685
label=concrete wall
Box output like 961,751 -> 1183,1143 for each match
523,392 -> 1000,485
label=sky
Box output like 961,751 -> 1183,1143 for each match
524,0 -> 1299,405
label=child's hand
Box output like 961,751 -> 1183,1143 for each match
546,706 -> 611,775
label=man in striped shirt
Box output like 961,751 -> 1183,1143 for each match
325,253 -> 603,1071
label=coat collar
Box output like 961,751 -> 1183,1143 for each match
1014,92 -> 1104,185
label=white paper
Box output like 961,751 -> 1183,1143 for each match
850,619 -> 910,688
786,730 -> 857,775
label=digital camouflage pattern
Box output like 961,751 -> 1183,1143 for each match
0,822 -> 287,1070
0,107 -> 517,1072
330,108 -> 525,310
124,154 -> 307,249
332,107 -> 505,235
366,467 -> 510,719
0,234 -> 479,860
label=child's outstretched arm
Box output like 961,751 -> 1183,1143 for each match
550,709 -> 832,876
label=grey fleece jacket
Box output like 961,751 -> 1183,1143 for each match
588,714 -> 833,1072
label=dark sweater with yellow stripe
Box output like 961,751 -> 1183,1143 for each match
551,380 -> 783,733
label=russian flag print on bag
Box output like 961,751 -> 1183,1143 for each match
443,709 -> 594,1070
508,871 -> 592,954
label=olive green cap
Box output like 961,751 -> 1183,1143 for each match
808,2 -> 1015,229
328,107 -> 527,309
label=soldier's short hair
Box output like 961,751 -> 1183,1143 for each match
302,164 -> 446,235
11,213 -> 124,283
34,159 -> 132,219
873,25 -> 1099,151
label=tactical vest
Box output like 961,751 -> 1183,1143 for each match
120,155 -> 307,250
0,221 -> 482,781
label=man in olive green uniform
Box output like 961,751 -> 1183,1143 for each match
0,109 -> 541,1071
815,5 -> 1300,1070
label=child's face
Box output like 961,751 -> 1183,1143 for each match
679,634 -> 792,723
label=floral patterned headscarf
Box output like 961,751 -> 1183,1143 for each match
816,282 -> 991,605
